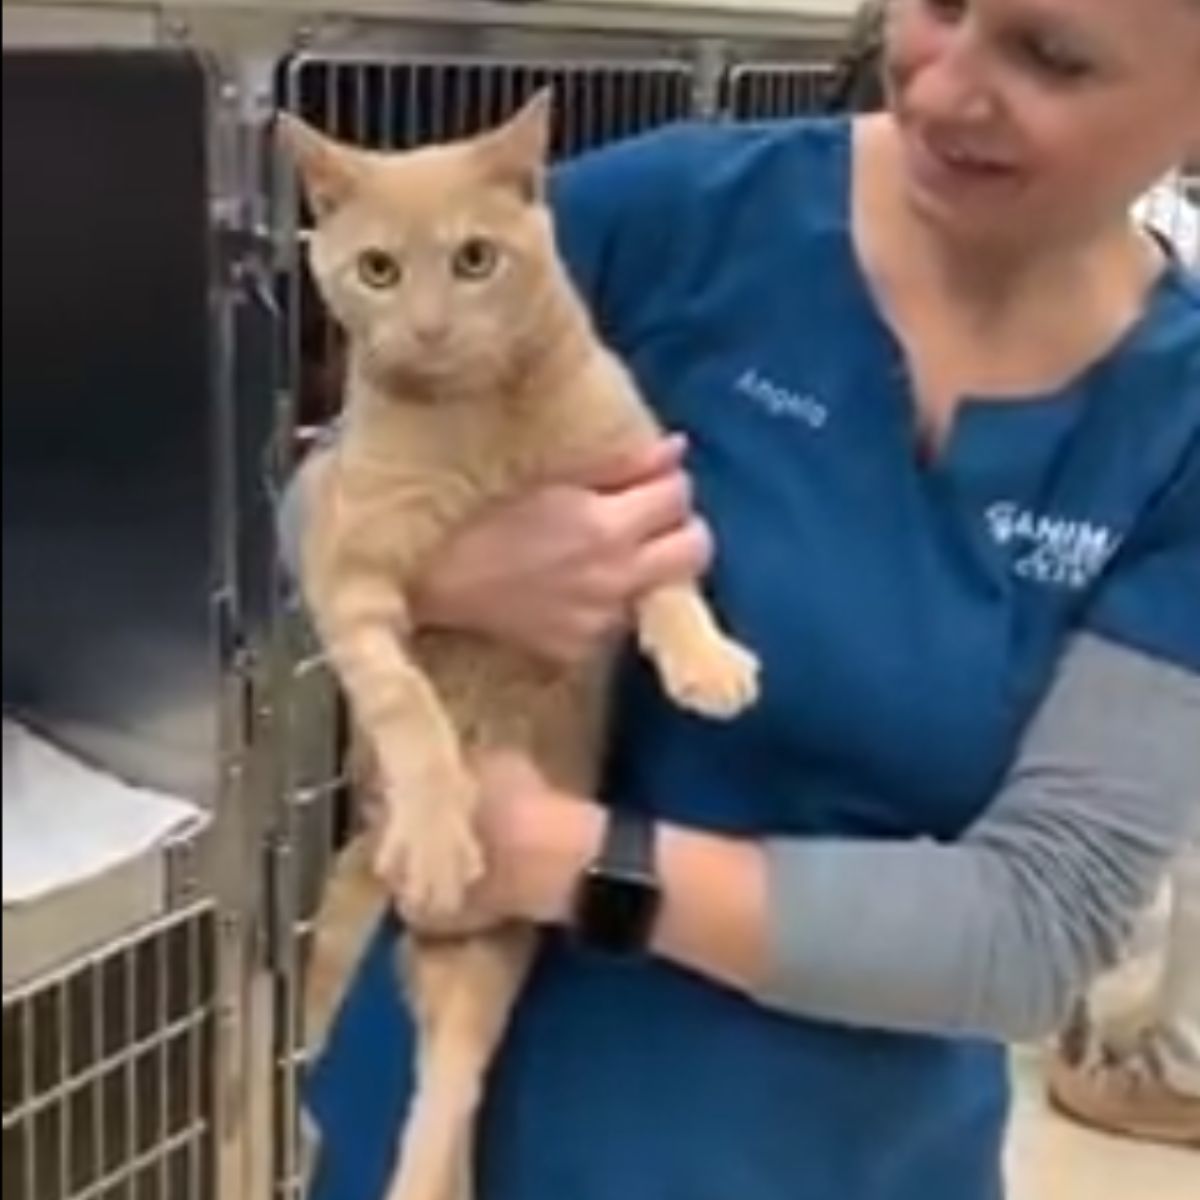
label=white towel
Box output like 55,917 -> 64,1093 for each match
2,717 -> 202,906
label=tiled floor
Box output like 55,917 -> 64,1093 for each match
1006,1048 -> 1197,1200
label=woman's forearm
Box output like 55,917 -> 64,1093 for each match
652,824 -> 772,994
529,634 -> 1200,1042
755,635 -> 1199,1040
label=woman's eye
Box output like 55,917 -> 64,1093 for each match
923,0 -> 967,22
356,248 -> 402,289
451,237 -> 500,281
1020,35 -> 1092,82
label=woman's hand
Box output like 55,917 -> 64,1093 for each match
410,436 -> 713,665
399,750 -> 769,1002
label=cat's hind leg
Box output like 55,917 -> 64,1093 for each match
385,925 -> 536,1200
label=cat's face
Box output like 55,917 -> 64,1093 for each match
278,92 -> 561,394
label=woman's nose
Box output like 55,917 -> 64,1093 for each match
905,28 -> 998,125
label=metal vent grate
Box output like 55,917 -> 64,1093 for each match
723,63 -> 835,118
276,55 -> 697,433
280,54 -> 695,156
1,906 -> 217,1200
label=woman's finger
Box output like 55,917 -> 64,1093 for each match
594,470 -> 694,547
554,433 -> 688,493
628,517 -> 714,593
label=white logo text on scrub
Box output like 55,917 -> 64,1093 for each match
986,502 -> 1120,590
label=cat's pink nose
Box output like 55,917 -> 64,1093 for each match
413,322 -> 449,346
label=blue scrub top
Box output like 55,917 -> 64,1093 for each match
306,118 -> 1200,1200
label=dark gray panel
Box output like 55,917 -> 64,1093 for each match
2,50 -> 217,800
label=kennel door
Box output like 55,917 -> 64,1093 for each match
2,49 -> 217,802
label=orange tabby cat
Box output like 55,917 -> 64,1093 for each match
278,91 -> 760,1200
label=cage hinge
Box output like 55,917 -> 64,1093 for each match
163,827 -> 208,910
262,831 -> 294,977
214,587 -> 259,757
214,210 -> 281,319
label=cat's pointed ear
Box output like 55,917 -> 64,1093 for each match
275,112 -> 362,218
477,87 -> 553,202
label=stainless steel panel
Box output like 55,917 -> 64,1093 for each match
1,49 -> 219,804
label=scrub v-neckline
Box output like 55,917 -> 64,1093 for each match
827,119 -> 1182,468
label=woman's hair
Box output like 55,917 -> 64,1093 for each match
824,0 -> 888,114
823,0 -> 1200,117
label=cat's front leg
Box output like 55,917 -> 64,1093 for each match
556,359 -> 760,718
372,738 -> 483,923
636,583 -> 760,719
312,574 -> 484,922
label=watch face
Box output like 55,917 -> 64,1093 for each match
573,867 -> 661,957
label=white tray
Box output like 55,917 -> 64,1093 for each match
2,718 -> 208,991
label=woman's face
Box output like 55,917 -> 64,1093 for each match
884,0 -> 1200,245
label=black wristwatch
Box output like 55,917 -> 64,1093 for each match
571,808 -> 662,957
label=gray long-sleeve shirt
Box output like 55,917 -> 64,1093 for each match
760,633 -> 1200,1041
277,472 -> 1200,1043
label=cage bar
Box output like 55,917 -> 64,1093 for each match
1,907 -> 217,1200
723,62 -> 835,118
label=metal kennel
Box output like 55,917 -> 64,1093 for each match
1,36 -> 267,1200
1,4 -> 849,1199
2,907 -> 219,1200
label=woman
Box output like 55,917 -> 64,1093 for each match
295,2 -> 1200,1197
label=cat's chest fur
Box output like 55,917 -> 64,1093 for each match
325,342 -> 651,562
310,351 -> 648,792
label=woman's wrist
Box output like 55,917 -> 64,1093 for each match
476,752 -> 772,995
651,825 -> 770,993
522,807 -> 772,994
509,792 -> 606,926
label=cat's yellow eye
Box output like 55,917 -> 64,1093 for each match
356,248 -> 402,290
451,237 -> 500,281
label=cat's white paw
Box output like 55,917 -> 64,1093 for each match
373,782 -> 484,923
657,633 -> 761,719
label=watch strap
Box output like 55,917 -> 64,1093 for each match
600,807 -> 656,879
571,807 -> 662,957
